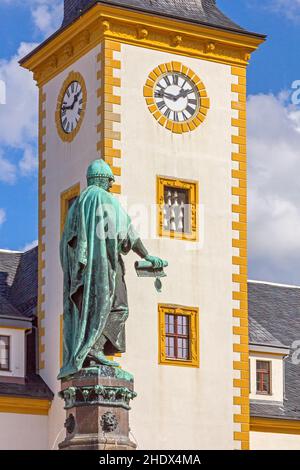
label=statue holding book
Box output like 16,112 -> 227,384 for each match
58,159 -> 168,380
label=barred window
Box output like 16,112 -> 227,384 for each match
157,177 -> 198,241
163,187 -> 190,234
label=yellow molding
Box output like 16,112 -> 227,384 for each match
231,64 -> 250,450
250,417 -> 300,435
60,182 -> 81,235
97,40 -> 122,196
157,176 -> 198,241
38,86 -> 46,372
0,327 -> 28,331
158,304 -> 199,368
0,396 -> 51,416
249,349 -> 288,357
20,4 -> 264,87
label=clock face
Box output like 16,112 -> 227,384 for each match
56,71 -> 87,142
60,81 -> 84,134
144,62 -> 210,134
154,72 -> 200,123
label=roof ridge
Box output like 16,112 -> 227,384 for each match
248,280 -> 300,290
62,0 -> 247,34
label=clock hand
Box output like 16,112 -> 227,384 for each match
71,92 -> 81,110
179,88 -> 194,99
62,92 -> 81,112
161,91 -> 179,101
62,104 -> 73,111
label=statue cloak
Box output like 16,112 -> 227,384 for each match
58,185 -> 138,379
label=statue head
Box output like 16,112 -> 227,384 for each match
86,159 -> 115,192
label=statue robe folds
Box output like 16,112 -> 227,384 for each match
58,185 -> 138,380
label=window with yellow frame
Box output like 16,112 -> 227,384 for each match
60,182 -> 80,236
157,176 -> 198,241
60,183 -> 80,367
158,304 -> 199,368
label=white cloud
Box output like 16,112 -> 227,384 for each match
248,92 -> 300,284
30,1 -> 63,37
250,0 -> 300,22
271,0 -> 300,19
0,2 -> 63,186
0,150 -> 16,184
0,42 -> 39,181
21,239 -> 38,251
0,208 -> 6,226
1,0 -> 63,37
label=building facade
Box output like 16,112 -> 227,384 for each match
1,0 -> 299,451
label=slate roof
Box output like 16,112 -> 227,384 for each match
62,0 -> 258,35
0,246 -> 53,401
0,374 -> 54,400
0,247 -> 38,320
249,317 -> 288,349
249,281 -> 300,421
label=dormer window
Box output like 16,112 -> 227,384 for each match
256,360 -> 271,395
0,335 -> 10,371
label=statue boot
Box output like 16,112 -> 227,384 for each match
86,335 -> 120,367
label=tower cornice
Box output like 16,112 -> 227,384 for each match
20,3 -> 265,86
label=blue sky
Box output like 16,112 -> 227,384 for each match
0,0 -> 300,284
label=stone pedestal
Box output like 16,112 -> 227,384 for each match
58,366 -> 137,450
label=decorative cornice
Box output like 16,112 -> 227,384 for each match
59,384 -> 137,411
20,4 -> 264,87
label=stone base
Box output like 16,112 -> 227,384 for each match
59,434 -> 136,451
58,366 -> 137,451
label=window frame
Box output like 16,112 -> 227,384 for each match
165,313 -> 190,360
157,176 -> 198,242
0,335 -> 10,372
60,182 -> 80,236
256,359 -> 272,395
158,304 -> 199,368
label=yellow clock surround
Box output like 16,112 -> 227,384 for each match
144,61 -> 210,134
55,71 -> 87,143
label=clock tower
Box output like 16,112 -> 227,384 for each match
21,0 -> 264,450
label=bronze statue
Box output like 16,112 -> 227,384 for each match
58,159 -> 167,379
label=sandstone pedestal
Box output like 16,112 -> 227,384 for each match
58,366 -> 137,450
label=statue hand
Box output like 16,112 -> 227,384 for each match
145,255 -> 168,269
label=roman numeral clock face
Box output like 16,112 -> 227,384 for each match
56,72 -> 87,142
155,73 -> 199,122
61,81 -> 83,133
144,62 -> 210,133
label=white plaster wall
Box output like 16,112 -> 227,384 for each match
0,413 -> 48,450
117,44 -> 235,449
42,42 -> 236,449
0,328 -> 25,378
250,431 -> 300,450
250,354 -> 284,402
43,44 -> 101,449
